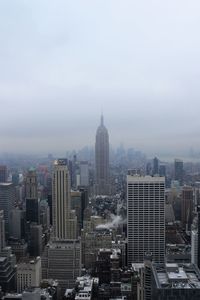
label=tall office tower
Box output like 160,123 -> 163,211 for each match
39,200 -> 50,231
79,161 -> 89,187
191,229 -> 198,265
0,183 -> 15,235
25,169 -> 39,224
0,211 -> 16,293
42,160 -> 79,296
95,115 -> 110,195
197,207 -> 200,269
127,175 -> 165,266
181,186 -> 193,231
159,164 -> 166,177
9,208 -> 24,239
0,165 -> 7,183
0,210 -> 5,251
47,175 -> 53,225
146,162 -> 152,176
152,157 -> 159,175
192,206 -> 200,268
174,158 -> 183,185
29,223 -> 43,257
52,159 -> 76,240
71,189 -> 89,235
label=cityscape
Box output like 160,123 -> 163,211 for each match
0,115 -> 200,300
1,1 -> 200,300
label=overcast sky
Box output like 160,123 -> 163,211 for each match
1,0 -> 200,156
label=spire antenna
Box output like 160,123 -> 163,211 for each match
101,113 -> 104,125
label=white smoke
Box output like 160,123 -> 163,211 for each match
96,214 -> 125,230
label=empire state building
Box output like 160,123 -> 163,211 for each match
95,115 -> 110,195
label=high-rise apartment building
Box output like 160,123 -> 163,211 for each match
127,175 -> 165,265
95,115 -> 110,195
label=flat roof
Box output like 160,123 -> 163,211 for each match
0,257 -> 6,262
153,263 -> 200,289
127,175 -> 165,183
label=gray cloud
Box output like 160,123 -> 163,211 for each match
1,0 -> 200,155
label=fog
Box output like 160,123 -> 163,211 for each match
1,0 -> 200,155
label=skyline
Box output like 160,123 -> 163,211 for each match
1,1 -> 200,155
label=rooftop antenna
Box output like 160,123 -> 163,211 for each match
101,109 -> 104,125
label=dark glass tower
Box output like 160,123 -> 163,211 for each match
174,159 -> 183,185
25,168 -> 39,224
95,115 -> 110,195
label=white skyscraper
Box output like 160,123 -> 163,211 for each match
43,160 -> 80,295
52,159 -> 72,240
127,175 -> 165,265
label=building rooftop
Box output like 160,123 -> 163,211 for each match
0,257 -> 7,263
127,175 -> 165,182
17,256 -> 41,265
54,159 -> 67,166
153,263 -> 200,289
47,239 -> 80,249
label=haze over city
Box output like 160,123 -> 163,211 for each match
1,0 -> 200,156
2,2 -> 200,299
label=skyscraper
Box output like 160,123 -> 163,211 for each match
95,115 -> 110,195
42,159 -> 80,294
52,159 -> 71,239
0,183 -> 15,235
152,157 -> 159,175
0,210 -> 5,251
25,168 -> 39,224
174,158 -> 184,185
127,175 -> 165,265
181,186 -> 193,231
52,159 -> 77,239
79,161 -> 89,187
0,166 -> 7,183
